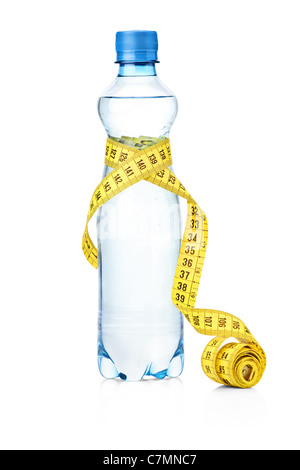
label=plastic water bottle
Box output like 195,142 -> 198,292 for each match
97,31 -> 183,381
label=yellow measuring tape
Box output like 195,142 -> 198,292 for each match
82,138 -> 266,388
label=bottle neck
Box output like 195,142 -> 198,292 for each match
117,62 -> 157,77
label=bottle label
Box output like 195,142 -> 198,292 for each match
82,137 -> 266,388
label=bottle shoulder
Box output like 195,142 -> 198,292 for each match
100,75 -> 176,99
98,72 -> 178,140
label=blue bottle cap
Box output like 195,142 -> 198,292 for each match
115,30 -> 159,63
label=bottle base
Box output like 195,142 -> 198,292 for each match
98,342 -> 184,382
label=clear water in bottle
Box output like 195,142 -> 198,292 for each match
97,31 -> 184,381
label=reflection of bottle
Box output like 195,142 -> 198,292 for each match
97,31 -> 183,381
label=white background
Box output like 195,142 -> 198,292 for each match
0,0 -> 299,450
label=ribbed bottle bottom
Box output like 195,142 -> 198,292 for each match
98,338 -> 184,381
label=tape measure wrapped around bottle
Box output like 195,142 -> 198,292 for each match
82,138 -> 266,388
